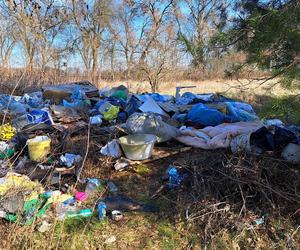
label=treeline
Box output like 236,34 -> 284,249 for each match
0,0 -> 298,91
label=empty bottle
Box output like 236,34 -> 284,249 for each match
56,203 -> 77,220
85,178 -> 102,195
64,209 -> 93,219
98,202 -> 106,221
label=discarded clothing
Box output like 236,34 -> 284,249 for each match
102,195 -> 159,212
250,126 -> 296,152
176,121 -> 263,149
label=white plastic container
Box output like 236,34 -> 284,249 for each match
118,134 -> 157,160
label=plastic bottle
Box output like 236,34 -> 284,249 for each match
98,202 -> 106,221
85,178 -> 102,195
56,203 -> 77,220
64,209 -> 93,219
107,181 -> 118,193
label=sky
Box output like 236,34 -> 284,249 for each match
7,0 -> 239,70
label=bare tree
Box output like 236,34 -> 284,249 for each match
137,0 -> 174,65
136,0 -> 177,91
110,0 -> 144,79
176,0 -> 229,69
0,17 -> 15,68
0,0 -> 68,71
69,0 -> 111,82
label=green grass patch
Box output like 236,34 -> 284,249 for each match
259,95 -> 300,124
157,221 -> 180,250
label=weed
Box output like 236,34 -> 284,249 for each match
259,96 -> 300,124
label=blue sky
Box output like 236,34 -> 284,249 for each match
7,0 -> 238,69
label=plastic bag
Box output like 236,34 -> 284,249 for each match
226,102 -> 258,122
176,92 -> 197,105
125,96 -> 143,116
62,86 -> 87,109
187,103 -> 232,127
111,90 -> 128,101
0,124 -> 16,141
0,95 -> 28,115
103,106 -> 120,121
28,110 -> 53,125
100,140 -> 122,158
126,113 -> 180,142
59,153 -> 82,168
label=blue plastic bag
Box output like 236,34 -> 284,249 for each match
149,93 -> 165,102
63,86 -> 87,109
167,166 -> 188,189
27,110 -> 53,125
226,102 -> 257,122
176,92 -> 197,105
124,96 -> 142,116
0,95 -> 27,115
187,103 -> 232,126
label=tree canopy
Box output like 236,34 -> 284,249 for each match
230,0 -> 300,87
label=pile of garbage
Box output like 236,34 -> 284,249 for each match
0,81 -> 299,230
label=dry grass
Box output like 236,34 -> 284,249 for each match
0,114 -> 299,249
1,146 -> 299,249
98,79 -> 299,101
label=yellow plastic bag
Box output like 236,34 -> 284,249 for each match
0,124 -> 16,141
45,191 -> 73,206
103,106 -> 119,121
27,136 -> 51,162
0,173 -> 43,197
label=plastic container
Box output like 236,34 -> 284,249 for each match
111,210 -> 124,221
118,134 -> 157,160
27,136 -> 51,162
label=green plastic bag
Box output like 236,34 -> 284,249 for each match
103,106 -> 120,121
4,196 -> 51,225
111,90 -> 127,101
0,148 -> 15,160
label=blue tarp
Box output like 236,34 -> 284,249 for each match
187,102 -> 258,127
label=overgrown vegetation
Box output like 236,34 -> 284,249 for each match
1,148 -> 299,249
214,0 -> 300,87
260,96 -> 300,124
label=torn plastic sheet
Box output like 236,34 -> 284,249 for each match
139,96 -> 169,117
100,140 -> 122,158
59,153 -> 82,168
